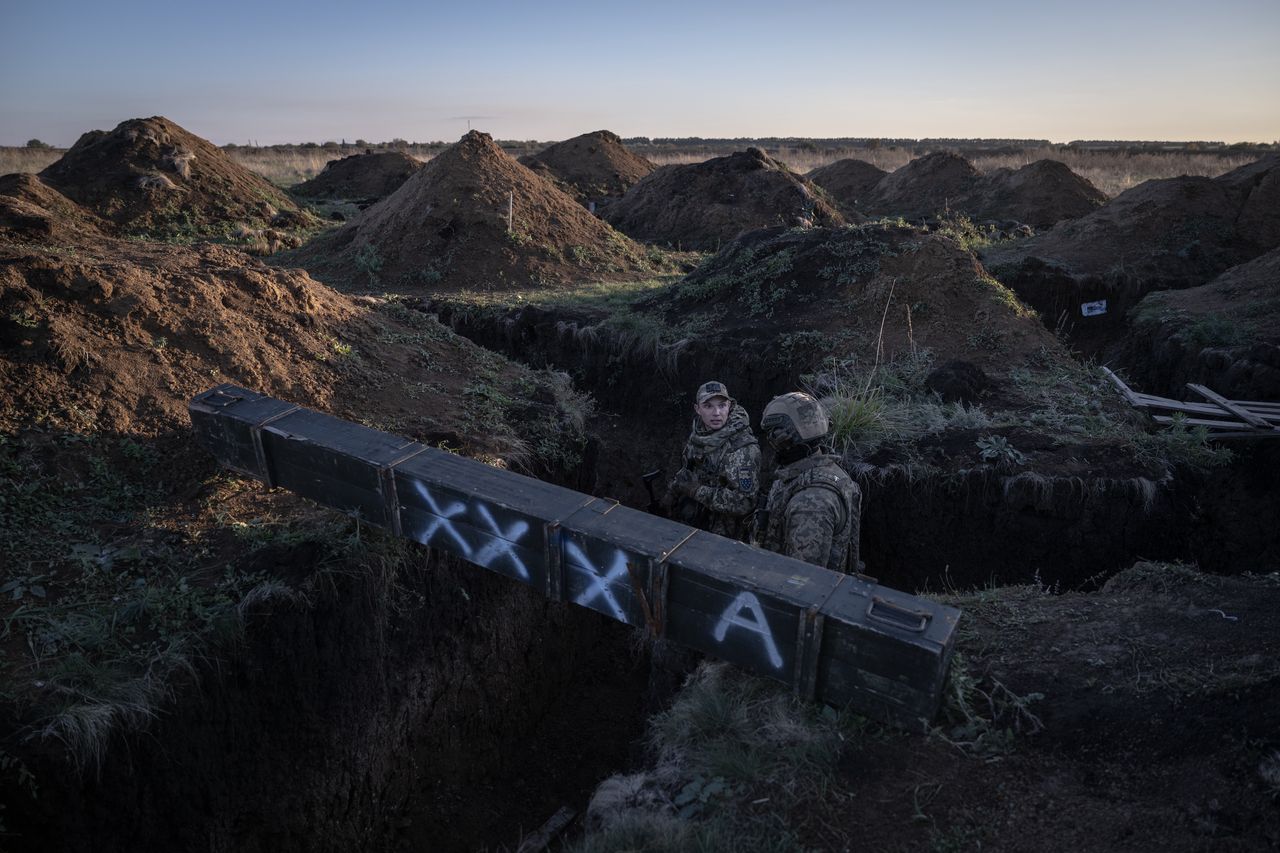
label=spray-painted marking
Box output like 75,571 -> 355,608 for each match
410,481 -> 471,554
714,591 -> 784,670
470,503 -> 530,579
566,541 -> 629,622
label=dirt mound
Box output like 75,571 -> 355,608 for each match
982,154 -> 1280,351
863,151 -> 981,220
602,148 -> 847,252
1113,246 -> 1280,400
37,116 -> 310,240
965,159 -> 1107,228
646,222 -> 1062,386
291,151 -> 424,201
805,158 -> 888,214
0,219 -> 581,459
289,130 -> 667,291
0,173 -> 109,242
518,130 -> 655,205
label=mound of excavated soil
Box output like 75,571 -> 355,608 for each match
964,159 -> 1107,228
646,222 -> 1063,387
602,148 -> 847,252
0,200 -> 576,456
981,154 -> 1280,351
862,151 -> 981,220
38,116 -> 311,240
291,151 -> 424,201
1112,246 -> 1280,400
289,130 -> 668,291
805,158 -> 888,214
519,130 -> 655,205
0,173 -> 109,242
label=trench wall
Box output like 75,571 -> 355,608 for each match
5,543 -> 635,853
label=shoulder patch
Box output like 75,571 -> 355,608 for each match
738,476 -> 754,491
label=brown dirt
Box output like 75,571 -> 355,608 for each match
0,173 -> 109,241
602,147 -> 847,252
290,150 -> 424,201
805,157 -> 888,214
1112,245 -> 1280,400
981,154 -> 1280,350
964,158 -> 1107,228
287,130 -> 671,292
863,151 -> 982,220
0,177 -> 565,456
519,130 -> 656,205
37,116 -> 313,240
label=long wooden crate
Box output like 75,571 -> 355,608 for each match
190,384 -> 961,729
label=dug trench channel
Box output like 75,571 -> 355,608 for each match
425,298 -> 1280,587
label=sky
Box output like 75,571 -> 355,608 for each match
2,0 -> 1278,146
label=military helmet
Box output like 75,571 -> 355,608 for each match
760,392 -> 829,448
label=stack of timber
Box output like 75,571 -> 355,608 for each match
189,385 -> 960,728
1104,368 -> 1280,439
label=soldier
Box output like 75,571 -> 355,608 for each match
665,380 -> 760,540
758,391 -> 862,573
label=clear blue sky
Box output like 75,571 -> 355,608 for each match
3,0 -> 1277,146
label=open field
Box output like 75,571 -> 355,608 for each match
2,141 -> 1267,198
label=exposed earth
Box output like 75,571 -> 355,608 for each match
519,130 -> 656,207
602,147 -> 848,251
290,150 -> 424,203
286,130 -> 676,291
2,120 -> 1278,852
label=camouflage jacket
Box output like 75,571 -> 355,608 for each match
668,404 -> 761,539
761,452 -> 861,573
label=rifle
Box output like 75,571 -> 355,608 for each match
641,468 -> 664,516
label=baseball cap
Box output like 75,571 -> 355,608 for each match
695,380 -> 732,405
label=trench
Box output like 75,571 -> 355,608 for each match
427,298 -> 1279,588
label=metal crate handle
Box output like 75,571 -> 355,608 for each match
867,595 -> 930,633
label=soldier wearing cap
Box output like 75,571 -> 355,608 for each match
758,391 -> 862,573
665,380 -> 761,540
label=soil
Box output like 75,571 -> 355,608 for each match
858,153 -> 1105,229
290,150 -> 424,202
862,151 -> 982,221
0,173 -> 109,242
805,157 -> 887,215
286,130 -> 672,292
964,159 -> 1108,228
519,130 -> 656,206
602,148 -> 847,252
981,154 -> 1280,352
1111,246 -> 1280,401
37,116 -> 313,240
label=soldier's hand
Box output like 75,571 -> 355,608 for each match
672,468 -> 699,498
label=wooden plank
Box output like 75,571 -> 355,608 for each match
1134,397 -> 1280,423
1100,366 -> 1142,406
516,806 -> 576,853
1152,415 -> 1257,430
1187,383 -> 1276,430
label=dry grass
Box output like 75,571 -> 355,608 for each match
0,147 -> 63,175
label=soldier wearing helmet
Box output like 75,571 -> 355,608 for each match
758,391 -> 862,573
665,380 -> 761,540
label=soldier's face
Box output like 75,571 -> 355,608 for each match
695,397 -> 730,430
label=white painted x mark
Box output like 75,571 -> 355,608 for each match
566,541 -> 629,623
410,480 -> 471,555
470,504 -> 530,580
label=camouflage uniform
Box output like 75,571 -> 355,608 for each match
669,404 -> 761,540
761,451 -> 861,573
